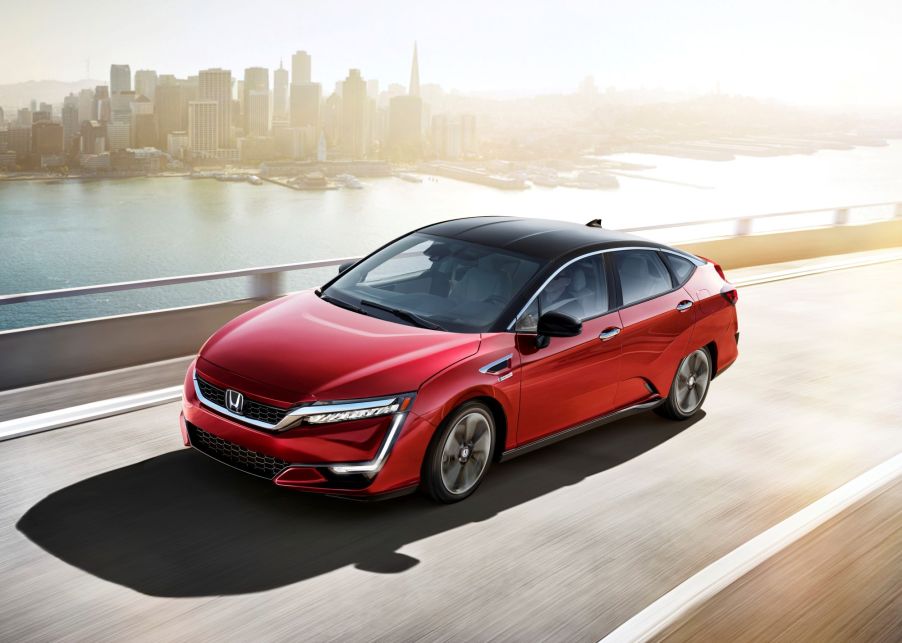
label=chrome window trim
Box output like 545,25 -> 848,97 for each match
506,246 -> 698,330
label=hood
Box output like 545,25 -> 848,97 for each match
198,290 -> 480,403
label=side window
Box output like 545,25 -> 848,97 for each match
515,256 -> 609,331
614,250 -> 673,306
664,253 -> 696,285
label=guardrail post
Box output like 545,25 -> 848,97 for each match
249,272 -> 285,299
834,208 -> 850,225
735,218 -> 752,236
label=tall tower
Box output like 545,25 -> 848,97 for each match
110,64 -> 131,94
340,69 -> 367,158
243,67 -> 269,134
198,68 -> 232,148
273,60 -> 289,121
291,51 -> 311,85
188,100 -> 219,153
409,42 -> 420,97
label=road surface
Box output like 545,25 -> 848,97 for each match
1,261 -> 900,641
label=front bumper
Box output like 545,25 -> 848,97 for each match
180,368 -> 434,496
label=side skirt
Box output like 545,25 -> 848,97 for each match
499,397 -> 664,462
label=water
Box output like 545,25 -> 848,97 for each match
2,142 -> 901,330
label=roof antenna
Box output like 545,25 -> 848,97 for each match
586,219 -> 603,228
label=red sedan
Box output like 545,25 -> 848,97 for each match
180,217 -> 739,503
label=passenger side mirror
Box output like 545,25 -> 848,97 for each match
535,311 -> 582,348
337,261 -> 355,274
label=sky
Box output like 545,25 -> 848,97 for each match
3,0 -> 901,108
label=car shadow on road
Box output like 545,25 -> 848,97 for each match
17,411 -> 703,597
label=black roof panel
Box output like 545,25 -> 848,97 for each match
419,216 -> 657,259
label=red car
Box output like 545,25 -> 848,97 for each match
180,217 -> 739,503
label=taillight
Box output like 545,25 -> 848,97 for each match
721,287 -> 739,305
698,255 -> 727,281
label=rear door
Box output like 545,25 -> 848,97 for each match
609,249 -> 696,407
515,254 -> 623,445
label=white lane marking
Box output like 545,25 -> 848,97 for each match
0,386 -> 182,442
601,451 -> 902,643
2,251 -> 901,441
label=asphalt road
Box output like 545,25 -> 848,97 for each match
1,262 -> 900,641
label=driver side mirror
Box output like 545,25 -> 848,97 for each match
535,311 -> 582,348
337,260 -> 355,274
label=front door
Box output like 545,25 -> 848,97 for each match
515,255 -> 623,446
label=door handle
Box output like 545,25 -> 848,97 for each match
599,327 -> 621,341
676,300 -> 693,312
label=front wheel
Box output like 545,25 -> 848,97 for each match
423,402 -> 495,503
656,347 -> 712,420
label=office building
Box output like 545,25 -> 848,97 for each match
31,121 -> 64,156
2,127 -> 31,160
17,108 -> 32,128
247,90 -> 270,136
290,82 -> 320,129
94,86 -> 111,122
188,100 -> 218,153
32,110 -> 51,124
110,64 -> 131,93
106,121 -> 130,151
62,94 -> 80,153
134,69 -> 158,100
78,88 -> 95,123
198,68 -> 232,147
291,50 -> 311,85
80,120 -> 106,154
167,131 -> 189,159
340,69 -> 368,158
154,82 -> 187,149
388,95 -> 423,158
243,67 -> 269,134
273,60 -> 289,121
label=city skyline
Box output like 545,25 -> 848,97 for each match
2,0 -> 901,109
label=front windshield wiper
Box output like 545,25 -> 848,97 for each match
319,292 -> 368,316
359,299 -> 445,331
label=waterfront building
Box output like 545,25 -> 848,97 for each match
110,64 -> 131,94
2,127 -> 31,160
340,69 -> 368,159
134,69 -> 158,100
188,100 -> 219,153
290,82 -> 320,130
198,68 -> 232,147
273,60 -> 289,120
77,88 -> 95,123
388,95 -> 423,159
247,90 -> 270,136
111,147 -> 165,172
154,82 -> 187,149
133,113 -> 157,149
31,121 -> 64,156
430,114 -> 478,159
79,152 -> 111,171
106,121 -> 131,151
238,135 -> 277,162
167,130 -> 189,159
62,94 -> 80,153
0,151 -> 16,169
80,120 -> 106,154
243,67 -> 269,134
291,50 -> 311,85
461,113 -> 478,156
273,124 -> 315,159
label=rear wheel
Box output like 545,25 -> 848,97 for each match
423,402 -> 495,503
656,347 -> 712,420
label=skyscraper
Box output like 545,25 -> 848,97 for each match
110,64 -> 131,94
62,94 -> 80,153
273,60 -> 289,121
94,86 -> 110,122
340,69 -> 368,158
291,51 -> 311,85
188,101 -> 218,153
290,82 -> 321,130
154,82 -> 186,149
246,90 -> 270,136
198,68 -> 232,148
134,69 -> 158,100
77,88 -> 95,123
409,42 -> 420,97
242,67 -> 269,134
31,121 -> 64,156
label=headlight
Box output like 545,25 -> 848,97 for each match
291,393 -> 414,426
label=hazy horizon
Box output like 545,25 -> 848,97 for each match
4,0 -> 901,109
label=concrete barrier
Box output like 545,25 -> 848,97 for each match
2,219 -> 901,391
0,299 -> 263,391
678,219 -> 902,270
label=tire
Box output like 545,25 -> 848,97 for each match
422,401 -> 495,503
655,347 -> 712,420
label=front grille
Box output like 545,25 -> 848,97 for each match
196,375 -> 290,427
187,423 -> 290,479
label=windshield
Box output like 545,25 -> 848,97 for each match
321,233 -> 542,333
